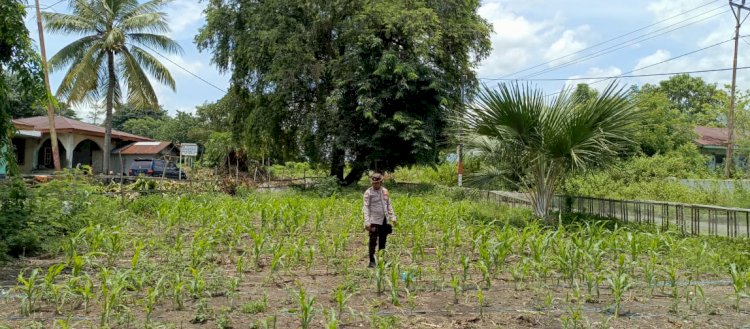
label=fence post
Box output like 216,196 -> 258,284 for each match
119,173 -> 125,208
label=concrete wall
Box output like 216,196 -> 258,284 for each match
20,132 -> 109,173
677,179 -> 750,192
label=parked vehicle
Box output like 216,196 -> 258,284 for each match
128,158 -> 187,179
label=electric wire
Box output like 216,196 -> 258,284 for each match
135,43 -> 227,94
481,38 -> 735,82
500,0 -> 724,79
520,7 -> 728,79
25,0 -> 66,10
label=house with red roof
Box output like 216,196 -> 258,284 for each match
10,116 -> 151,174
694,126 -> 746,169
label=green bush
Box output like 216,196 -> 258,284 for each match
0,172 -> 104,260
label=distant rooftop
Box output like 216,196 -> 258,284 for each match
112,141 -> 173,155
12,116 -> 151,142
695,126 -> 728,147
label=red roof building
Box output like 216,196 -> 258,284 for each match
9,116 -> 152,174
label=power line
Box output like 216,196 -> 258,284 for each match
488,66 -> 750,82
500,0 -> 722,79
25,0 -> 66,10
520,7 -> 727,79
135,43 -> 227,94
481,37 -> 734,82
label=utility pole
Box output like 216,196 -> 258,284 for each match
458,76 -> 466,187
35,0 -> 61,171
726,0 -> 750,177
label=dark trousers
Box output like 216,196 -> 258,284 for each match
368,219 -> 390,263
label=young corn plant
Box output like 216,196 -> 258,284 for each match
476,285 -> 486,318
388,264 -> 400,306
450,273 -> 462,304
478,260 -> 492,288
606,271 -> 632,318
188,267 -> 206,300
99,268 -> 126,328
729,263 -> 748,311
324,309 -> 339,329
374,252 -> 388,295
144,275 -> 165,324
43,264 -> 67,313
170,272 -> 186,310
17,269 -> 41,316
333,284 -> 353,316
297,285 -> 316,329
461,254 -> 471,282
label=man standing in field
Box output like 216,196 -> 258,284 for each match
363,173 -> 396,268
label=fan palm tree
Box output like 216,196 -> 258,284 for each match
43,0 -> 182,173
462,82 -> 641,219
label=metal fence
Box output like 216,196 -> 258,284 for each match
473,189 -> 750,238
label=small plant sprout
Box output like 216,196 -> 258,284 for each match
17,268 -> 41,316
324,308 -> 339,329
374,251 -> 388,294
144,275 -> 165,324
606,271 -> 632,318
333,284 -> 353,316
297,285 -> 316,329
450,273 -> 462,304
476,285 -> 486,318
389,263 -> 400,306
242,294 -> 269,314
729,263 -> 748,311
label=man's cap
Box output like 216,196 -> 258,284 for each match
370,173 -> 383,182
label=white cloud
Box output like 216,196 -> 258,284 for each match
477,1 -> 557,77
646,0 -> 720,23
165,0 -> 205,37
566,66 -> 623,88
544,27 -> 589,66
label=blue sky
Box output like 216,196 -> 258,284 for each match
25,0 -> 748,121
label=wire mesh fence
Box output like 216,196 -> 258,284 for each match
466,188 -> 750,238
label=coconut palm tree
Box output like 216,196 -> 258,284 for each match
43,0 -> 182,173
462,82 -> 640,219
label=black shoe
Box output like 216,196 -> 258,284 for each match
368,261 -> 375,268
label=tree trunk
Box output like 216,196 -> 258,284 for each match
329,147 -> 344,181
103,51 -> 115,174
527,161 -> 559,221
342,161 -> 366,186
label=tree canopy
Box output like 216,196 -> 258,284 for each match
464,82 -> 641,218
197,0 -> 491,184
1,0 -> 44,175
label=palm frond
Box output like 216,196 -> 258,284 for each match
461,81 -> 638,218
129,33 -> 183,55
129,46 -> 176,89
48,36 -> 100,73
42,12 -> 96,34
121,13 -> 170,34
58,46 -> 106,103
119,48 -> 159,107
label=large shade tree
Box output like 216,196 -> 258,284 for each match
463,83 -> 641,219
197,0 -> 491,185
43,0 -> 182,173
1,0 -> 44,175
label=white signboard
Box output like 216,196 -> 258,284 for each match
180,143 -> 198,156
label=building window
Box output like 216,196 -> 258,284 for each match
11,138 -> 25,165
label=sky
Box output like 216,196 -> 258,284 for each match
24,0 -> 750,121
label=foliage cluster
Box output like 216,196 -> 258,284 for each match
462,82 -> 641,218
0,172 -> 109,260
197,0 -> 492,184
560,145 -> 750,207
